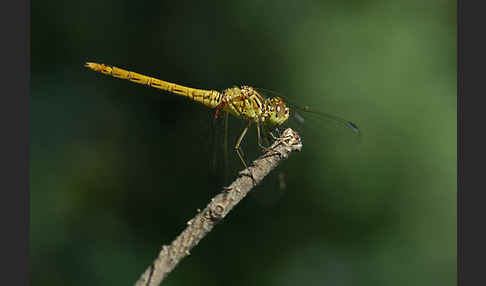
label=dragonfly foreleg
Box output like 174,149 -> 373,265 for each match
265,125 -> 280,140
259,125 -> 284,160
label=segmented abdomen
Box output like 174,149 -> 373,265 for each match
85,62 -> 222,109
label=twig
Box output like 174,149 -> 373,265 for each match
134,128 -> 302,286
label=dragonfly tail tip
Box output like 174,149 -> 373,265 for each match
345,121 -> 360,134
84,62 -> 101,71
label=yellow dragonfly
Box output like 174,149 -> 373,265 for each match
85,62 -> 359,169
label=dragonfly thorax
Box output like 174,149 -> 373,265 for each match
220,86 -> 289,126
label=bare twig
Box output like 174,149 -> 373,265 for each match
134,128 -> 302,286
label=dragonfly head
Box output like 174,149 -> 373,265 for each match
266,97 -> 290,126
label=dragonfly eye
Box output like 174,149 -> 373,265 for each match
277,103 -> 289,117
265,97 -> 290,126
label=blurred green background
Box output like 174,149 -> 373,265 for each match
31,0 -> 456,285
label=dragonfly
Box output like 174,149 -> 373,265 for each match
84,62 -> 359,170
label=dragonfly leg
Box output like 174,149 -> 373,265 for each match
259,125 -> 284,160
235,122 -> 257,184
214,101 -> 227,119
256,123 -> 272,152
267,127 -> 282,140
235,121 -> 251,169
269,130 -> 279,140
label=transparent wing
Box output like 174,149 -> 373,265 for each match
292,105 -> 360,134
254,87 -> 360,135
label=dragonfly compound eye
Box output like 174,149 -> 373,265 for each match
266,97 -> 290,126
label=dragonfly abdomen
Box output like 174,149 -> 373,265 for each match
85,62 -> 222,109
